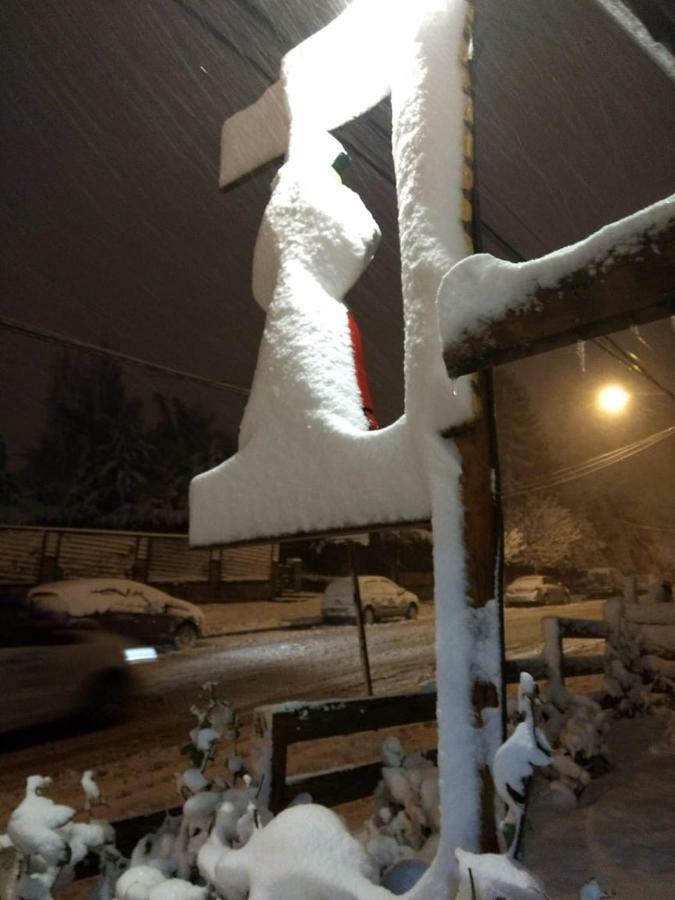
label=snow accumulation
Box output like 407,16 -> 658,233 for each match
437,193 -> 674,348
183,0 -> 675,897
190,0 -> 475,549
2,774 -> 113,900
492,675 -> 552,857
28,579 -> 203,624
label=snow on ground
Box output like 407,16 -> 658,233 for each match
525,709 -> 675,898
0,600 -> 599,830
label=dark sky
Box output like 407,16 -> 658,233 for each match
1,1 -> 674,528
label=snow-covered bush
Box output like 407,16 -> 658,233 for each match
359,736 -> 440,878
603,601 -> 654,717
0,772 -> 117,900
116,682 -> 271,900
537,687 -> 610,807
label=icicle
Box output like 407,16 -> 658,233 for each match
630,323 -> 649,347
576,339 -> 586,373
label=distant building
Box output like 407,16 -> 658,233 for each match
0,526 -> 279,603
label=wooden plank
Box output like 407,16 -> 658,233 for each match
504,657 -> 549,682
258,692 -> 438,746
562,654 -> 606,677
444,218 -> 675,376
285,751 -> 439,809
557,618 -> 608,639
285,762 -> 389,808
638,626 -> 675,659
624,604 -> 675,626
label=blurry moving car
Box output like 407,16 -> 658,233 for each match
0,615 -> 133,733
586,567 -> 624,598
28,579 -> 205,649
505,575 -> 570,607
322,576 -> 420,624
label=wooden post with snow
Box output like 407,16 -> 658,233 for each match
447,374 -> 503,853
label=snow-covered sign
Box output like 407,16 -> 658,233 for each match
185,0 -> 674,896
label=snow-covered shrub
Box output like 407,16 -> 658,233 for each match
116,682 -> 271,899
492,674 -> 552,856
603,601 -> 653,717
359,675 -> 555,890
537,685 -> 611,805
0,772 -> 117,900
359,736 -> 440,879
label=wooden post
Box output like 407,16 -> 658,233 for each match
441,7 -> 504,851
624,574 -> 638,604
450,374 -> 503,853
348,542 -> 374,697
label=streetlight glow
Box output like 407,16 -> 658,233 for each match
597,383 -> 630,415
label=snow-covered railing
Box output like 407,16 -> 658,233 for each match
251,658 -> 559,815
443,197 -> 674,375
605,598 -> 675,683
538,615 -> 608,695
252,692 -> 438,814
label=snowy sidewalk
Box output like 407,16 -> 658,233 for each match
200,596 -> 323,636
526,710 -> 675,898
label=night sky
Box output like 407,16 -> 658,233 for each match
1,0 -> 673,536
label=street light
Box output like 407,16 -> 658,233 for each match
597,383 -> 631,415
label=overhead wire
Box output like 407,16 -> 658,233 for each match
504,424 -> 675,496
596,334 -> 675,402
0,316 -> 250,398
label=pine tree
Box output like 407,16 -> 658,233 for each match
21,350 -> 152,525
139,394 -> 235,528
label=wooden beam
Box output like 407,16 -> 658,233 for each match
445,217 -> 675,376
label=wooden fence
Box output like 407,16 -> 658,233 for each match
71,598 -> 675,881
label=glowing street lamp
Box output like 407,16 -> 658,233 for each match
597,383 -> 630,414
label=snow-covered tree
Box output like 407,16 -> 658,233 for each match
504,494 -> 583,571
139,395 -> 234,528
21,350 -> 153,525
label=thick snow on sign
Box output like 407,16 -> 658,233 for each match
190,0 -> 474,547
189,133 -> 431,546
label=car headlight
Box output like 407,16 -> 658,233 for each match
124,647 -> 158,664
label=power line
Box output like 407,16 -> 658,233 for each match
0,316 -> 250,398
504,424 -> 675,496
597,334 -> 675,402
516,426 -> 675,485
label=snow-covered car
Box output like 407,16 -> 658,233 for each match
27,579 -> 205,649
504,575 -> 570,607
322,576 -> 420,624
0,615 -> 133,733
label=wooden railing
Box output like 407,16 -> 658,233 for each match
73,598 -> 675,879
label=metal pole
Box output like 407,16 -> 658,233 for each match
348,542 -> 374,696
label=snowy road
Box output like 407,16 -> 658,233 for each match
0,599 -> 605,824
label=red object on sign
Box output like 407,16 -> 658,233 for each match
347,310 -> 379,430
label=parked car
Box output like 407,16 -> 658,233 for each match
27,579 -> 205,649
504,575 -> 570,607
0,612 -> 135,733
322,576 -> 420,624
586,567 -> 625,598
